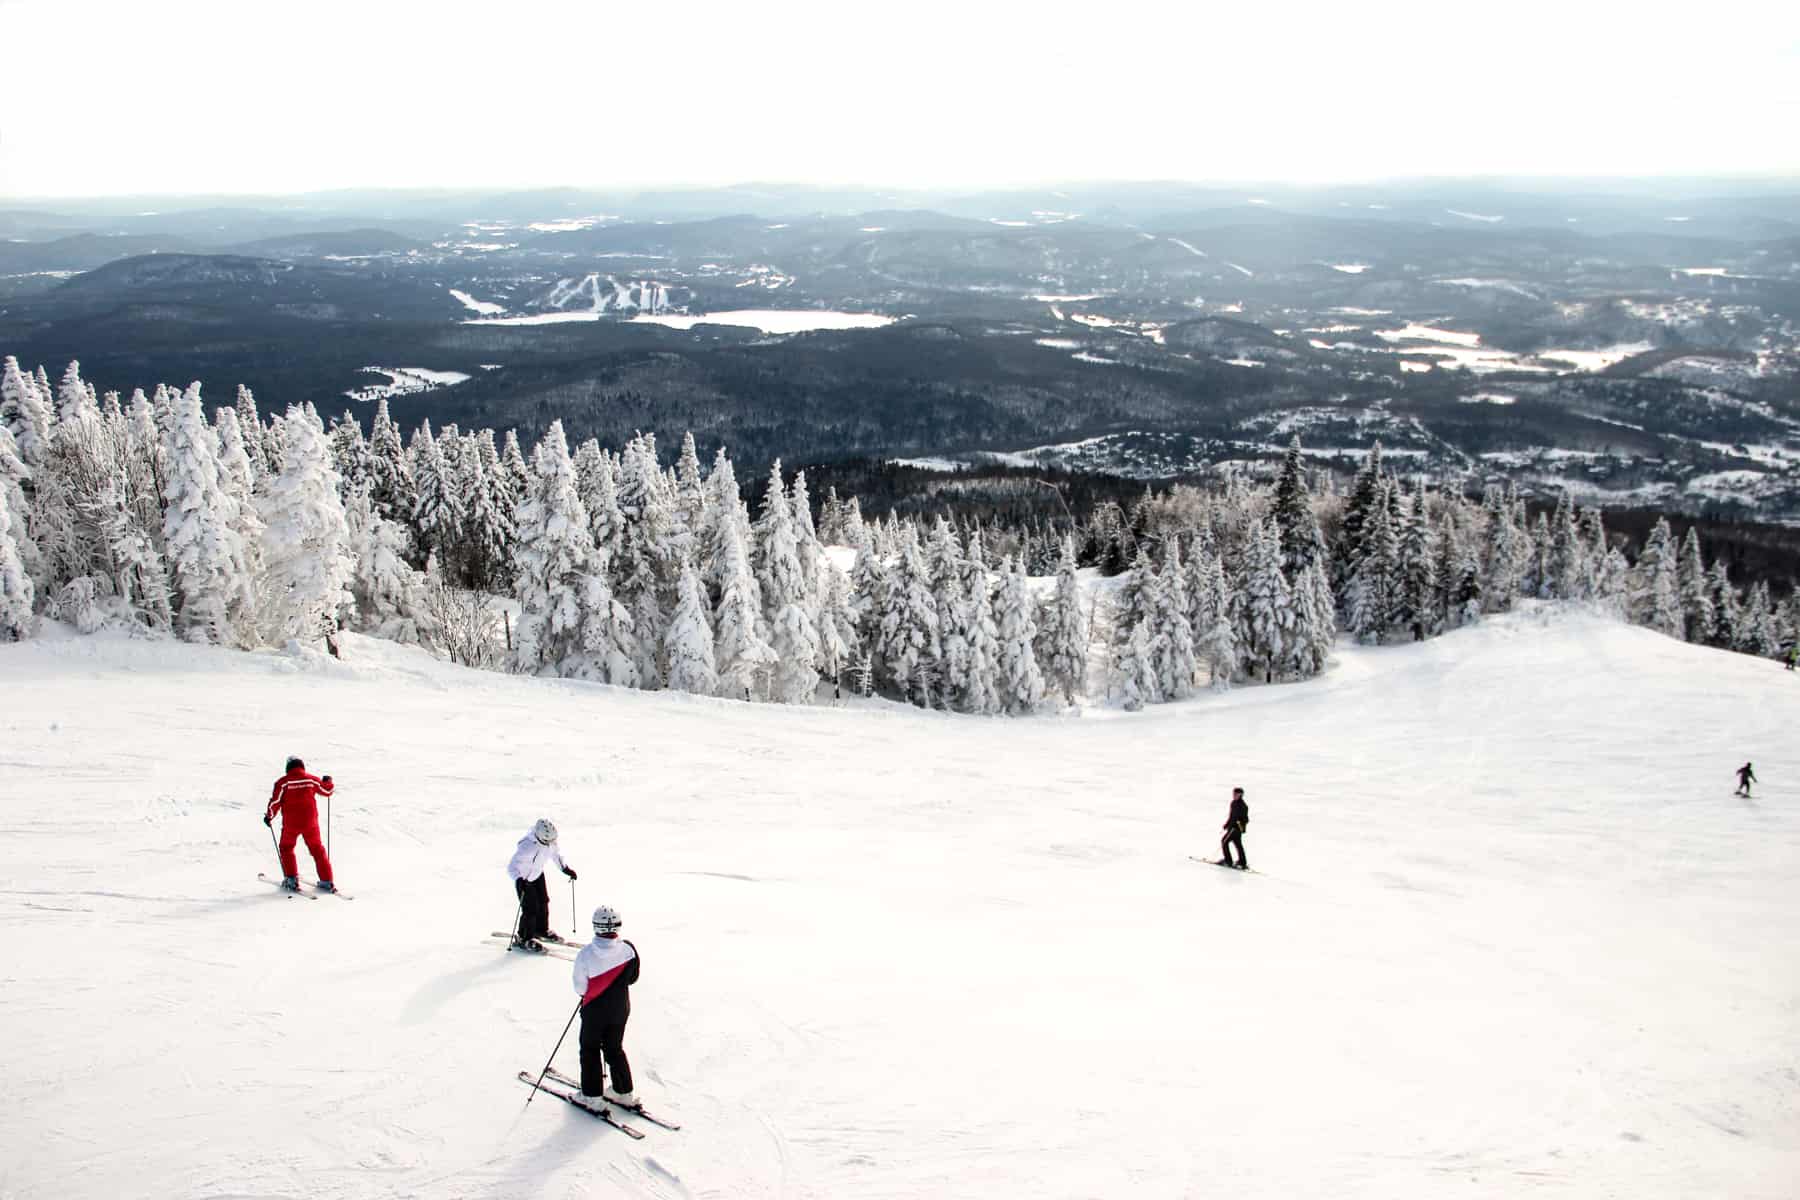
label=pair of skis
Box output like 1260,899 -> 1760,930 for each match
515,1068 -> 681,1136
1189,856 -> 1257,874
258,872 -> 355,899
487,932 -> 578,961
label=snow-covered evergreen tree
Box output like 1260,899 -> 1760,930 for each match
816,560 -> 860,689
329,412 -> 369,499
754,462 -> 821,704
1345,489 -> 1399,643
1395,485 -> 1438,640
1630,517 -> 1682,639
1152,539 -> 1197,700
664,559 -> 718,695
878,524 -> 940,705
0,455 -> 34,639
993,555 -> 1045,714
959,551 -> 1004,715
1271,436 -> 1326,577
344,486 -> 428,643
1036,535 -> 1089,704
260,405 -> 354,645
511,420 -> 600,676
1,355 -> 52,472
410,420 -> 464,572
714,518 -> 775,700
1238,518 -> 1295,683
1676,527 -> 1713,643
161,384 -> 254,644
365,397 -> 414,530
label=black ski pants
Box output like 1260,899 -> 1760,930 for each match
516,874 -> 550,941
1220,825 -> 1247,869
579,1005 -> 632,1096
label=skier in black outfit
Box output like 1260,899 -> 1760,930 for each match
1218,787 -> 1250,869
1736,762 -> 1757,797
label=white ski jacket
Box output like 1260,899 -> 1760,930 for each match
507,832 -> 568,883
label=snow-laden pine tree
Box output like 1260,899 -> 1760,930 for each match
664,559 -> 718,696
754,462 -> 821,704
1271,436 -> 1327,577
673,432 -> 706,549
960,550 -> 1004,715
1395,485 -> 1438,641
1480,488 -> 1518,612
1333,441 -> 1385,595
1736,581 -> 1780,659
582,443 -> 628,573
260,405 -> 354,645
1193,547 -> 1239,689
92,471 -> 171,633
500,429 -> 530,506
512,420 -> 600,676
1115,614 -> 1158,711
1705,561 -> 1738,648
1630,517 -> 1682,639
1,355 -> 52,473
1036,534 -> 1089,705
1345,488 -> 1398,643
460,430 -> 514,592
993,555 -> 1045,714
30,364 -> 114,600
1676,527 -> 1713,643
234,386 -> 270,480
714,518 -> 775,700
411,420 -> 464,572
878,524 -> 940,705
1238,518 -> 1295,683
816,561 -> 859,689
365,397 -> 414,530
789,468 -> 824,607
330,412 -> 369,499
161,384 -> 255,644
1545,493 -> 1584,601
1294,560 -> 1336,675
0,447 -> 34,639
1152,539 -> 1197,700
848,519 -> 890,653
928,518 -> 970,705
344,486 -> 428,643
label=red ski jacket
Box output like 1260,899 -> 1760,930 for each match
267,769 -> 333,828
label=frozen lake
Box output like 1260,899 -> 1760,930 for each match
629,310 -> 896,334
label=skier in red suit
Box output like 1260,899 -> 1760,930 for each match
265,756 -> 336,892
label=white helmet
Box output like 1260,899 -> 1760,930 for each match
592,905 -> 622,935
533,818 -> 557,845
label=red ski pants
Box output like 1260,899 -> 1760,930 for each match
279,822 -> 333,883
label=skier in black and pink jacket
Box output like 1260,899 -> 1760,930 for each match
568,905 -> 641,1111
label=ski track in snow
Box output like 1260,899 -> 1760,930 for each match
2,608 -> 1799,1197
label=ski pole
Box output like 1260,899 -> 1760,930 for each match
526,999 -> 582,1107
267,819 -> 281,871
570,879 -> 577,943
510,884 -> 525,948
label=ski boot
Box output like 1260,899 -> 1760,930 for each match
539,930 -> 565,944
279,875 -> 301,891
510,937 -> 546,953
603,1087 -> 640,1110
314,880 -> 338,893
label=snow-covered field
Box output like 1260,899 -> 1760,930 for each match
3,610 -> 1798,1198
343,367 -> 472,403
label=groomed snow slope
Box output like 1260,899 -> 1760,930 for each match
2,608 -> 1797,1198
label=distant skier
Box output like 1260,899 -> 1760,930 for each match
1787,645 -> 1797,671
568,905 -> 641,1111
509,819 -> 577,949
1735,762 -> 1757,797
1218,786 -> 1250,870
264,756 -> 336,892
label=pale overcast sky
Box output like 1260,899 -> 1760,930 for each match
2,0 -> 1795,198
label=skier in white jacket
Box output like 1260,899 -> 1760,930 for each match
569,904 -> 641,1110
508,818 -> 576,949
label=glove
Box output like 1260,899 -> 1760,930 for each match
322,775 -> 333,786
264,814 -> 273,827
563,866 -> 578,881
